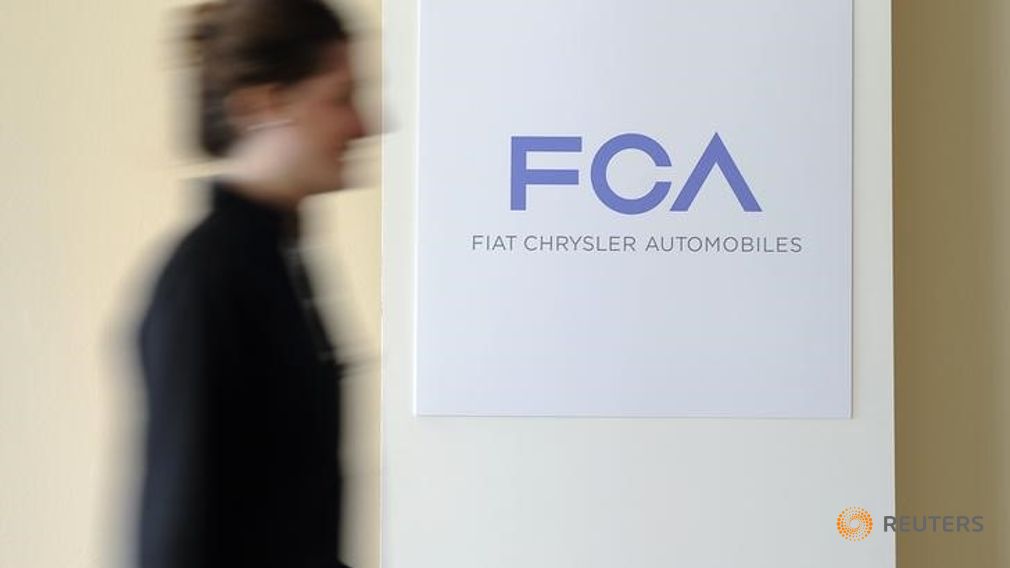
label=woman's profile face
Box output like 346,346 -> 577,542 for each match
277,41 -> 366,195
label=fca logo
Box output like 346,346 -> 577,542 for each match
511,133 -> 762,215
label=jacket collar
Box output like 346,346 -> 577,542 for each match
209,177 -> 301,243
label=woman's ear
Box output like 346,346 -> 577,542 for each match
224,83 -> 290,133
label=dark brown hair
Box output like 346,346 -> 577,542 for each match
187,0 -> 349,157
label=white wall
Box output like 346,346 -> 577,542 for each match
380,1 -> 894,566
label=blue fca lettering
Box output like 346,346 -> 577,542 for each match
510,133 -> 762,214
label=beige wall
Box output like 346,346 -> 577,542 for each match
894,1 -> 1010,566
0,1 -> 380,567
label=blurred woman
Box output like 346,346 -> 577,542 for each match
134,1 -> 365,566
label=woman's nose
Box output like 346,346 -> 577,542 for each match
349,104 -> 368,140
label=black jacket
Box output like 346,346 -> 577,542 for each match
135,177 -> 348,568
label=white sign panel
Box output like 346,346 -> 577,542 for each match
416,0 -> 852,417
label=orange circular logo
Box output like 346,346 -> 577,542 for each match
837,506 -> 873,541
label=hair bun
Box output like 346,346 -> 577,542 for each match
187,1 -> 225,65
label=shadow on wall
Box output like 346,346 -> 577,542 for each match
894,1 -> 1010,567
